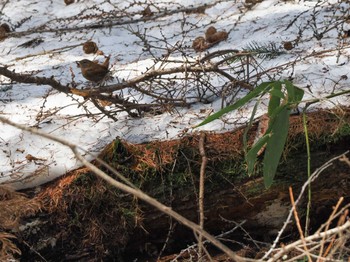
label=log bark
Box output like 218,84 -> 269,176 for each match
123,143 -> 350,259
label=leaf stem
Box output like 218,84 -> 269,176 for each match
302,109 -> 311,236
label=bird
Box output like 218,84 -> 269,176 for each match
76,56 -> 110,84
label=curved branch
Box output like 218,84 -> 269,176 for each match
96,62 -> 253,94
0,66 -> 71,94
0,55 -> 251,119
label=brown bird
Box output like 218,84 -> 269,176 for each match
76,56 -> 110,83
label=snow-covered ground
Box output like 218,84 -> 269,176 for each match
0,0 -> 349,189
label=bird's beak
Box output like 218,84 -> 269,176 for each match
76,61 -> 81,68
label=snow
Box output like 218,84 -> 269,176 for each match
0,0 -> 349,189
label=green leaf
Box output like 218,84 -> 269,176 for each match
267,103 -> 287,122
268,81 -> 283,116
243,99 -> 261,154
195,82 -> 273,127
293,87 -> 304,103
246,134 -> 270,176
284,80 -> 304,104
263,106 -> 290,188
269,88 -> 284,99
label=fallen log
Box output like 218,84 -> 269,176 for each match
1,107 -> 349,261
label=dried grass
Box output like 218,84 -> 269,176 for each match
0,186 -> 41,261
0,232 -> 21,260
0,186 -> 41,230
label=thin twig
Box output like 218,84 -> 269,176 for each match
198,132 -> 207,260
302,111 -> 312,237
263,150 -> 349,260
318,197 -> 343,260
289,186 -> 312,262
268,221 -> 350,262
171,221 -> 246,262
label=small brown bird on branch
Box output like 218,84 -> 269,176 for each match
76,56 -> 110,84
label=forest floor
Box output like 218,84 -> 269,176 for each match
1,0 -> 350,261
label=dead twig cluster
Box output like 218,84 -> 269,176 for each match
0,48 -> 256,122
263,151 -> 350,262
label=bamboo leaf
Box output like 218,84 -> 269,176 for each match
243,99 -> 261,154
263,106 -> 290,188
269,88 -> 284,99
196,82 -> 273,127
284,80 -> 304,103
246,134 -> 270,176
268,81 -> 283,116
267,103 -> 287,122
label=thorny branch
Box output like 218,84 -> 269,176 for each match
5,2 -> 220,39
0,49 -> 254,120
0,66 -> 71,94
96,54 -> 254,94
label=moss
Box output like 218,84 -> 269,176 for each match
328,122 -> 350,142
71,171 -> 96,186
244,180 -> 265,197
